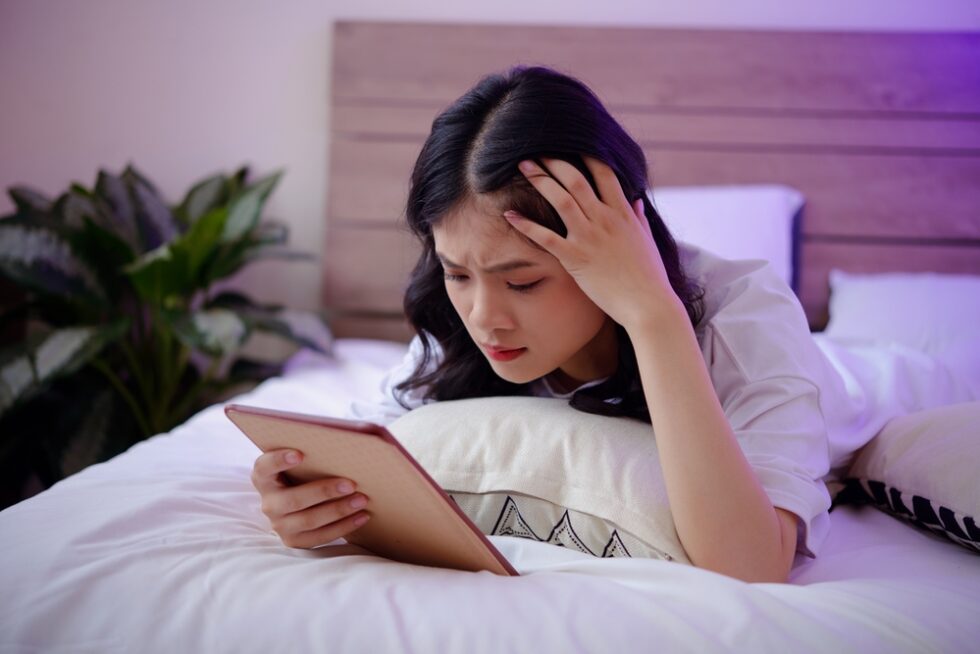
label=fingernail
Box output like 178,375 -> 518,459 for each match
350,495 -> 367,509
285,451 -> 300,465
337,481 -> 354,494
354,514 -> 370,527
518,160 -> 535,173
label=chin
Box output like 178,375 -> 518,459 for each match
487,361 -> 549,385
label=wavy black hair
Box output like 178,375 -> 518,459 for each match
395,66 -> 704,422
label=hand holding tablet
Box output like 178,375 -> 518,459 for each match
249,446 -> 371,550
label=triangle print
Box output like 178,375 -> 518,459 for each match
601,530 -> 632,558
546,510 -> 595,555
490,495 -> 542,541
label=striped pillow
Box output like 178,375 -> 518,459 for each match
840,402 -> 980,554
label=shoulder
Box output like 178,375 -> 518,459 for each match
680,241 -> 818,382
680,241 -> 847,420
680,240 -> 807,333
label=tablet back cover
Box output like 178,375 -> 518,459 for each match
226,404 -> 518,576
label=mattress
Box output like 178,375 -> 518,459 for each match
1,338 -> 978,653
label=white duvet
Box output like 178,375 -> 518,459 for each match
2,338 -> 979,653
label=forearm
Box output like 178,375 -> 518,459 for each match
625,299 -> 788,583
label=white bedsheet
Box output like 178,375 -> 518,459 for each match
1,339 -> 979,653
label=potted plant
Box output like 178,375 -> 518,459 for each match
0,164 -> 329,508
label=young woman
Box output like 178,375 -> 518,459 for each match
251,66 -> 845,583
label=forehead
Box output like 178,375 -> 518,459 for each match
432,197 -> 546,262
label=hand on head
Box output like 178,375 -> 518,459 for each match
505,156 -> 679,331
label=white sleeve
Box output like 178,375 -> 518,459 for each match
345,333 -> 443,426
696,262 -> 834,559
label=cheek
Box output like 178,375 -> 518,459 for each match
531,277 -> 607,332
444,284 -> 467,316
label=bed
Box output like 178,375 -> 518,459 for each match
3,20 -> 980,654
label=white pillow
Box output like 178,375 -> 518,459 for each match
824,270 -> 980,394
843,401 -> 980,554
649,184 -> 803,289
387,396 -> 691,563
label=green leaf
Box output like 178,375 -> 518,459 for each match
0,347 -> 34,417
123,202 -> 232,303
95,170 -> 137,238
123,242 -> 192,306
207,292 -> 331,354
198,239 -> 251,283
166,307 -> 250,357
65,185 -> 134,256
0,218 -> 107,304
122,165 -> 180,249
8,186 -> 53,215
0,321 -> 128,418
52,188 -> 99,230
75,216 -> 137,277
250,308 -> 332,355
181,206 -> 229,286
177,173 -> 226,225
221,170 -> 282,243
228,166 -> 249,195
206,290 -> 282,316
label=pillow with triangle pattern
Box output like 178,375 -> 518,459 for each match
388,396 -> 691,563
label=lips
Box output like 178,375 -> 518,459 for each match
482,344 -> 527,362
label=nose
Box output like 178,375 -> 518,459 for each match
468,285 -> 515,332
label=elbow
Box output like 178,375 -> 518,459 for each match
692,513 -> 797,583
697,554 -> 791,584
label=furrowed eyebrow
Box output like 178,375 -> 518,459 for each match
436,252 -> 539,274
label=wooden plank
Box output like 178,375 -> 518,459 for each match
327,139 -> 980,240
799,240 -> 980,328
333,104 -> 980,152
334,22 -> 980,115
652,150 -> 980,241
329,314 -> 414,342
327,23 -> 980,339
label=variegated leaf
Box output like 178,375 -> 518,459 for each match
179,173 -> 226,225
0,222 -> 105,302
123,166 -> 180,249
221,170 -> 282,243
169,308 -> 250,357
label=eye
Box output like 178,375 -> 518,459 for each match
443,273 -> 468,282
507,280 -> 542,294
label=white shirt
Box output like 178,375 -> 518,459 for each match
349,242 -> 847,558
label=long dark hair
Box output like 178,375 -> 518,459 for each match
396,66 -> 703,422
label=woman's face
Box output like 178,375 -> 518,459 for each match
432,200 -> 617,387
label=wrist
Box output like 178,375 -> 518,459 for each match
621,294 -> 691,336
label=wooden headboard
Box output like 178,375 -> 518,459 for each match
323,21 -> 980,341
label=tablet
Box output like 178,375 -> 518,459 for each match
225,403 -> 519,576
